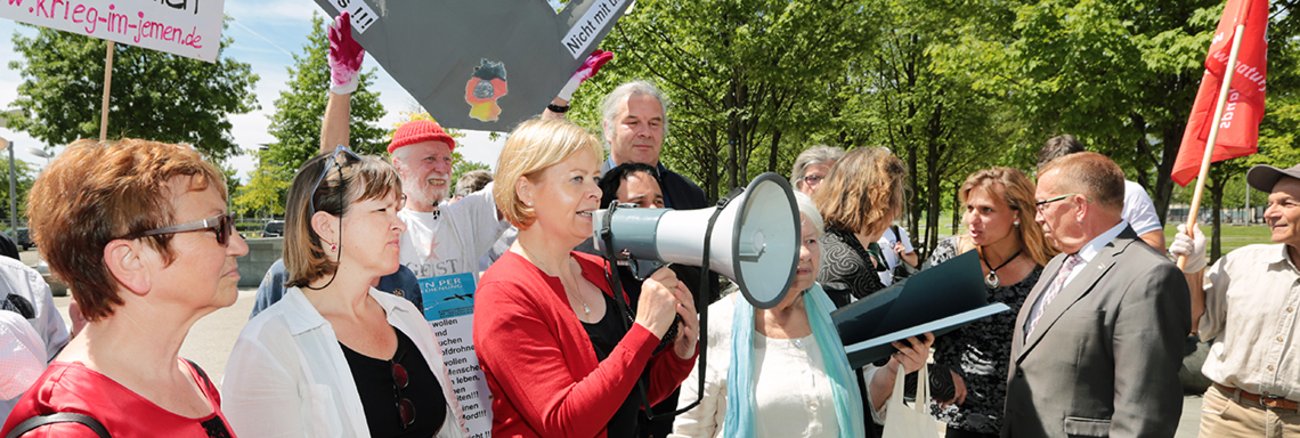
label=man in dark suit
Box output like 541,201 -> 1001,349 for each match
1004,152 -> 1189,437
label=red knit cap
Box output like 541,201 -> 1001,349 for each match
388,119 -> 456,154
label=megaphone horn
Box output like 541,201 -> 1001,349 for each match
592,172 -> 801,309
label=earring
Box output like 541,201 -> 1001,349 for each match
1014,220 -> 1021,227
330,242 -> 338,252
525,201 -> 534,207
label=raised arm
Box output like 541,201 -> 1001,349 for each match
542,50 -> 613,120
320,12 -> 364,153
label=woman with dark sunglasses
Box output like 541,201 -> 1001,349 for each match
2,139 -> 247,437
222,148 -> 465,437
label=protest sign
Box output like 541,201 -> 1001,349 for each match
0,0 -> 225,62
421,272 -> 491,437
313,0 -> 631,130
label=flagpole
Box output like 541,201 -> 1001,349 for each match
1179,21 -> 1247,270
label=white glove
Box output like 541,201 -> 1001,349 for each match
1169,223 -> 1207,273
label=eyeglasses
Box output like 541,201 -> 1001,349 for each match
391,347 -> 416,429
308,145 -> 363,216
801,174 -> 826,185
1034,193 -> 1076,212
137,213 -> 236,246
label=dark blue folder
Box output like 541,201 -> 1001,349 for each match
830,250 -> 1011,368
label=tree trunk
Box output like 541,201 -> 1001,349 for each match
766,129 -> 782,173
951,182 -> 961,235
1153,125 -> 1182,225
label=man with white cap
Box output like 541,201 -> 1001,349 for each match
1171,162 -> 1300,437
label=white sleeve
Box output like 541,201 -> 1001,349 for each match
222,323 -> 316,438
1,259 -> 68,361
29,273 -> 68,361
0,311 -> 47,402
1122,181 -> 1162,235
451,182 -> 509,261
670,338 -> 727,438
862,365 -> 888,425
898,227 -> 915,253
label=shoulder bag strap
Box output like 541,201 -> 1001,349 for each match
6,412 -> 109,438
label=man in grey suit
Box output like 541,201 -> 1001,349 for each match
1004,152 -> 1189,437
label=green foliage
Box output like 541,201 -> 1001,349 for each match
570,0 -> 881,198
451,151 -> 491,189
233,157 -> 291,218
263,13 -> 386,174
6,23 -> 259,162
0,159 -> 36,226
252,13 -> 387,215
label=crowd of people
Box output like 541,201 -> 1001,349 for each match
0,11 -> 1298,438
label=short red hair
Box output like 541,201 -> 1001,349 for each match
28,139 -> 226,321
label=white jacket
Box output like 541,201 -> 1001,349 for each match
222,287 -> 467,438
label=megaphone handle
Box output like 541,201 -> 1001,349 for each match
644,199 -> 731,419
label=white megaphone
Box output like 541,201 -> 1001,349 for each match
592,172 -> 801,309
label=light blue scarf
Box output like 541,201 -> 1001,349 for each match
722,283 -> 865,437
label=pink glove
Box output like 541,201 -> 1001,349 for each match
557,49 -> 614,101
328,12 -> 365,95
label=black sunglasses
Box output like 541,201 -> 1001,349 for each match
391,345 -> 416,429
137,213 -> 236,246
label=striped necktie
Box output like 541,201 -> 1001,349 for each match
1026,254 -> 1082,337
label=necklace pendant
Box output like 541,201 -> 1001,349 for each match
582,303 -> 591,315
984,271 -> 1000,288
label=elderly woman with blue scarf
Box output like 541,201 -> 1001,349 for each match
670,193 -> 931,437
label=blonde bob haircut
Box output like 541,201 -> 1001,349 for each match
813,147 -> 907,239
494,118 -> 603,229
953,167 -> 1058,266
283,151 -> 402,288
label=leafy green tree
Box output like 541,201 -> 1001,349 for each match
0,159 -> 36,228
570,0 -> 880,199
6,25 -> 259,162
234,158 -> 291,218
263,13 -> 386,175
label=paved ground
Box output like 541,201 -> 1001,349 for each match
44,287 -> 1207,436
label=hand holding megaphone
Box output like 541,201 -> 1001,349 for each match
636,267 -> 700,360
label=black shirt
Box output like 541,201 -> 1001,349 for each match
340,327 -> 447,437
582,293 -> 641,436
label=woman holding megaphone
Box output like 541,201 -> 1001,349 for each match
473,118 -> 698,438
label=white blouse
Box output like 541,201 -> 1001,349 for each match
670,294 -> 839,438
221,287 -> 467,438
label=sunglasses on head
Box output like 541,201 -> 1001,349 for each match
137,213 -> 237,246
308,145 -> 363,216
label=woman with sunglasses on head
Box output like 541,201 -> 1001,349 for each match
1,139 -> 247,437
474,118 -> 698,437
922,168 -> 1056,438
222,148 -> 465,437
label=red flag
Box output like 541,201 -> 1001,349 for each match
1172,0 -> 1268,187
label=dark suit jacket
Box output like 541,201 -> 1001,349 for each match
1003,227 -> 1189,438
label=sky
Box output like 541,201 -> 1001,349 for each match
0,0 -> 507,181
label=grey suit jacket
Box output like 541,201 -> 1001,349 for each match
1002,227 -> 1189,438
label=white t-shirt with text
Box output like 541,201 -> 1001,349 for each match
399,184 -> 507,279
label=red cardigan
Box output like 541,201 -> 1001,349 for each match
473,251 -> 696,438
